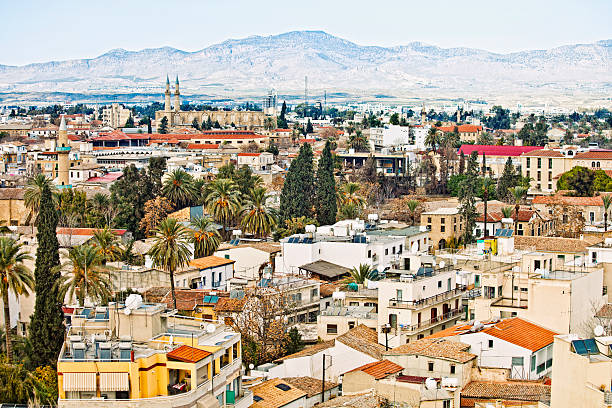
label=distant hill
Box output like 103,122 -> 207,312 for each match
0,31 -> 610,103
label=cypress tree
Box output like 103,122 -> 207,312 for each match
280,143 -> 314,221
496,157 -> 516,201
315,141 -> 337,225
28,185 -> 64,368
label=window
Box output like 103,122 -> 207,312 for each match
399,245 -> 403,253
396,289 -> 403,300
526,158 -> 531,167
597,162 -> 601,168
474,275 -> 480,287
592,251 -> 598,264
590,212 -> 595,223
537,158 -> 542,168
441,225 -> 445,232
392,246 -> 396,254
537,171 -> 541,181
488,339 -> 494,348
326,324 -> 338,334
512,357 -> 524,366
443,401 -> 451,408
526,170 -> 530,178
441,218 -> 445,224
275,384 -> 292,391
521,287 -> 528,293
385,248 -> 389,255
311,288 -> 319,298
389,314 -> 397,329
438,281 -> 442,288
349,302 -> 359,306
348,321 -> 355,329
498,285 -> 503,297
531,355 -> 536,371
450,365 -> 455,374
368,250 -> 372,258
427,217 -> 432,223
548,158 -> 553,168
428,362 -> 434,371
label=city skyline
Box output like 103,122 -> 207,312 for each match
1,0 -> 611,66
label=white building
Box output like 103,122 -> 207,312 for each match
428,317 -> 556,380
181,255 -> 236,291
102,103 -> 132,128
368,125 -> 429,150
275,220 -> 406,275
237,152 -> 274,171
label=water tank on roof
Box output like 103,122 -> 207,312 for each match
425,378 -> 437,390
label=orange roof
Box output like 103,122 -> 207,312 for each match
189,255 -> 235,269
214,297 -> 246,313
273,128 -> 292,132
56,227 -> 127,236
436,124 -> 482,133
347,359 -> 403,379
238,152 -> 261,157
520,150 -> 564,157
297,138 -> 316,143
428,318 -> 557,352
166,345 -> 211,363
532,194 -> 604,206
574,150 -> 612,160
187,143 -> 220,149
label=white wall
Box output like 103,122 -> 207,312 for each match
214,247 -> 271,281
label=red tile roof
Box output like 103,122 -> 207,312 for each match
297,138 -> 316,143
56,227 -> 127,236
476,209 -> 535,223
459,145 -> 543,157
238,152 -> 261,156
166,345 -> 211,363
436,125 -> 482,133
520,150 -> 564,157
186,143 -> 220,149
93,130 -> 150,141
347,360 -> 403,379
532,194 -> 604,206
86,172 -> 123,183
481,318 -> 557,351
574,150 -> 612,160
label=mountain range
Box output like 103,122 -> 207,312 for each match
0,31 -> 610,105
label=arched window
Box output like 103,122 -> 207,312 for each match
597,162 -> 601,168
592,161 -> 596,167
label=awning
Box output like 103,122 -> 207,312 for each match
63,372 -> 96,391
100,372 -> 130,391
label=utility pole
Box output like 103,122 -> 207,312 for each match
321,354 -> 325,403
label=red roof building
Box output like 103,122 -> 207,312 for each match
459,145 -> 543,157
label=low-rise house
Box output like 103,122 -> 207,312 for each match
458,145 -> 543,179
317,305 -> 377,340
342,359 -> 403,394
215,241 -> 280,282
236,152 -> 274,171
180,255 -> 236,291
0,188 -> 27,226
460,380 -> 550,408
55,227 -> 130,248
420,207 -> 463,250
268,324 -> 385,382
283,377 -> 340,407
550,334 -> 612,408
427,318 -> 557,380
250,378 -> 307,408
532,193 -> 608,227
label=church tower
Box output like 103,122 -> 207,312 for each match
456,107 -> 461,124
174,76 -> 180,113
421,105 -> 427,125
57,115 -> 70,187
164,75 -> 171,113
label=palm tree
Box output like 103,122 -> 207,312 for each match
339,182 -> 366,208
501,206 -> 514,218
162,169 -> 197,209
91,226 -> 122,265
348,130 -> 369,152
148,218 -> 192,310
425,128 -> 440,152
509,186 -> 528,234
603,195 -> 612,232
0,238 -> 34,361
241,187 -> 278,238
23,174 -> 57,225
190,216 -> 221,258
206,178 -> 241,236
338,203 -> 361,220
407,200 -> 420,226
57,245 -> 112,307
349,264 -> 378,284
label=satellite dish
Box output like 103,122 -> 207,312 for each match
594,325 -> 605,337
439,261 -> 445,269
425,377 -> 437,390
249,363 -> 254,370
206,324 -> 216,334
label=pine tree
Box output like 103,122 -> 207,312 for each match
159,116 -> 169,134
306,119 -> 314,134
147,119 -> 152,134
280,144 -> 315,221
192,118 -> 200,130
28,185 -> 64,368
315,141 -> 337,225
458,151 -> 466,174
496,157 -> 516,201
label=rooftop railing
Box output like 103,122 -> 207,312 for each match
388,286 -> 466,310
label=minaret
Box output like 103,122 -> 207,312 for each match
174,76 -> 180,113
57,115 -> 70,187
421,105 -> 427,125
164,75 -> 171,113
456,107 -> 461,124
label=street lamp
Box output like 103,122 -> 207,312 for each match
382,324 -> 391,351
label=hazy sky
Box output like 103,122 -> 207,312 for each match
2,0 -> 610,65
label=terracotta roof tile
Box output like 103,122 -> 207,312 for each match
595,303 -> 612,319
532,194 -> 604,206
189,255 -> 235,269
251,378 -> 306,408
282,377 -> 338,397
166,345 -> 211,363
520,150 -> 564,157
574,150 -> 612,160
513,235 -> 594,253
461,381 -> 550,402
0,188 -> 24,200
186,143 -> 220,149
275,340 -> 335,361
213,297 -> 246,313
459,145 -> 543,157
56,227 -> 127,236
336,324 -> 386,359
347,359 -> 403,379
481,318 -> 557,352
386,338 -> 476,363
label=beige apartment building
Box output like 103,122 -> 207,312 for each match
550,334 -> 612,408
520,150 -> 571,194
102,103 -> 132,128
421,207 -> 463,250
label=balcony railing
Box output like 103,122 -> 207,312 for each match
389,286 -> 466,310
396,308 -> 462,333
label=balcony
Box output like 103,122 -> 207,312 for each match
389,286 -> 466,310
397,308 -> 463,333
